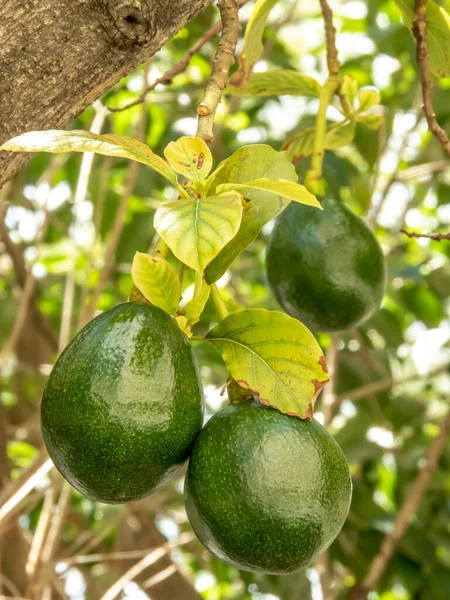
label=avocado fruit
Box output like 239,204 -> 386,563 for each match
266,198 -> 386,332
41,302 -> 204,504
185,401 -> 352,574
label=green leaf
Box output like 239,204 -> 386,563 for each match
230,0 -> 280,85
358,88 -> 381,112
394,0 -> 450,78
184,271 -> 210,326
205,145 -> 297,283
226,70 -> 321,98
216,179 -> 321,208
356,113 -> 384,130
205,309 -> 329,418
0,130 -> 179,188
283,127 -> 316,161
325,121 -> 357,149
164,136 -> 212,181
284,121 -> 356,162
131,252 -> 181,316
340,74 -> 359,113
154,193 -> 243,273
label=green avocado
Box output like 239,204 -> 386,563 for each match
266,198 -> 386,332
185,401 -> 352,574
41,302 -> 204,504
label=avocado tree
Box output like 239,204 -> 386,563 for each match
0,1 -> 450,600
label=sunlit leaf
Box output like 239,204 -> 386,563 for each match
395,0 -> 450,77
340,74 -> 359,113
154,193 -> 243,273
205,145 -> 297,283
164,136 -> 212,181
230,0 -> 280,85
358,88 -> 381,112
184,272 -> 210,326
131,252 -> 181,316
206,309 -> 329,418
216,179 -> 321,208
283,121 -> 356,162
356,113 -> 384,130
325,121 -> 357,149
0,130 -> 179,187
226,70 -> 321,98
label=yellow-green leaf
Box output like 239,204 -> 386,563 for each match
226,70 -> 321,98
394,0 -> 450,77
358,88 -> 381,112
206,309 -> 329,419
325,121 -> 356,149
216,179 -> 321,209
356,113 -> 384,130
0,130 -> 179,188
205,145 -> 297,283
154,193 -> 243,273
284,121 -> 356,162
184,272 -> 210,326
340,74 -> 359,113
131,252 -> 181,316
231,0 -> 280,85
164,136 -> 213,181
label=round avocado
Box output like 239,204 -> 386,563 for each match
41,302 -> 204,504
266,199 -> 386,332
185,401 -> 352,574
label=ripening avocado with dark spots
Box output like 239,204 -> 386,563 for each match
185,401 -> 352,574
266,198 -> 386,332
41,302 -> 204,504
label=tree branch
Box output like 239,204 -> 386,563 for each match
400,228 -> 450,241
412,0 -> 450,158
355,409 -> 450,596
109,0 -> 249,113
196,0 -> 241,143
81,93 -> 149,325
0,0 -> 214,188
318,0 -> 340,78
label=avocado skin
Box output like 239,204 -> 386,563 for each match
266,199 -> 386,332
41,302 -> 204,504
185,402 -> 352,574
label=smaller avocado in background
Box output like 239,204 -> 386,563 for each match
185,401 -> 352,574
266,198 -> 386,332
41,302 -> 204,504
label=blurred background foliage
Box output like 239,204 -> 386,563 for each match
0,1 -> 450,599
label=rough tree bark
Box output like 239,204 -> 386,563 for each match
0,0 -> 214,188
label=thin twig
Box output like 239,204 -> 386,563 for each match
321,334 -> 341,428
412,0 -> 450,157
196,0 -> 241,143
99,532 -> 194,600
81,89 -> 149,325
400,228 -> 450,241
358,409 -> 450,594
58,103 -> 108,349
0,194 -> 58,352
0,212 -> 51,366
25,487 -> 55,591
108,0 -> 249,114
335,361 -> 449,404
0,454 -> 53,530
318,0 -> 339,77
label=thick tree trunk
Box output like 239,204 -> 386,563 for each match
0,0 -> 213,188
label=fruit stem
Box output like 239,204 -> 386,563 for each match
305,0 -> 341,195
210,283 -> 229,322
304,75 -> 340,195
